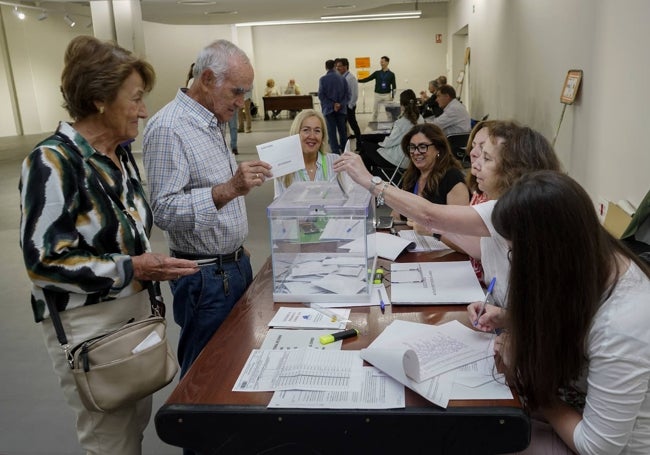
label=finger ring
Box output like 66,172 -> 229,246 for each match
256,173 -> 260,179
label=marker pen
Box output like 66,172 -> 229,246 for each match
319,328 -> 359,345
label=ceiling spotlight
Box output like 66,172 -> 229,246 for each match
64,14 -> 76,27
13,7 -> 26,20
38,10 -> 48,21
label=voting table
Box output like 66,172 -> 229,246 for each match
262,95 -> 313,118
155,249 -> 530,454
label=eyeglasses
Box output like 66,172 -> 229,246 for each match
300,127 -> 323,136
408,143 -> 434,155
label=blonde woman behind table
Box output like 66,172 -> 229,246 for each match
274,109 -> 352,199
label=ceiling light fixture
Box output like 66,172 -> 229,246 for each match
13,6 -> 26,20
237,10 -> 422,27
64,14 -> 76,27
321,10 -> 421,20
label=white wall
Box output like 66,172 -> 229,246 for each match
448,0 -> 650,206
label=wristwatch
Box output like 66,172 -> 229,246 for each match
369,176 -> 382,192
370,176 -> 388,206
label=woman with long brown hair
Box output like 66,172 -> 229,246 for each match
489,171 -> 650,453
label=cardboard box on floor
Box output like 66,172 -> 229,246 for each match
603,202 -> 632,238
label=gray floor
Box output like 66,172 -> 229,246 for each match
0,112 -> 373,454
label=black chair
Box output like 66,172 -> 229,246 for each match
446,133 -> 471,168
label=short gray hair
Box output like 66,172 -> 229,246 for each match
193,39 -> 250,86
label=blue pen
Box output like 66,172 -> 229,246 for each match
346,220 -> 361,233
474,277 -> 496,327
377,288 -> 385,314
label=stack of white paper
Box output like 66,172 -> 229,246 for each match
360,320 -> 512,408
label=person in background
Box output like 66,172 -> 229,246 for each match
419,78 -> 443,119
463,120 -> 497,282
358,89 -> 423,176
274,109 -> 351,198
226,115 -> 238,155
284,78 -> 301,95
358,55 -> 397,122
334,122 -> 561,310
429,84 -> 471,135
264,78 -> 281,119
19,35 -> 198,454
336,57 -> 362,148
318,59 -> 349,155
284,78 -> 301,118
484,171 -> 650,454
185,62 -> 195,87
143,39 -> 272,379
238,87 -> 253,133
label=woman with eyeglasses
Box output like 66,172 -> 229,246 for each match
274,109 -> 352,198
334,121 -> 561,311
491,171 -> 650,454
396,123 -> 469,221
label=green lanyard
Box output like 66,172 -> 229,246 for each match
300,152 -> 328,181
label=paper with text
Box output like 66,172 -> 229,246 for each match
390,261 -> 486,304
260,329 -> 342,350
268,306 -> 350,329
233,348 -> 364,392
268,367 -> 405,409
257,134 -> 304,179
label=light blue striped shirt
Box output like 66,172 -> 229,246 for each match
143,89 -> 247,255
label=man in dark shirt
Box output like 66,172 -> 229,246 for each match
318,59 -> 350,154
358,56 -> 396,121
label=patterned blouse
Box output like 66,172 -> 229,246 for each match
19,122 -> 152,322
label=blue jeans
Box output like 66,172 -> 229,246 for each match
228,115 -> 238,150
325,111 -> 348,154
170,255 -> 253,377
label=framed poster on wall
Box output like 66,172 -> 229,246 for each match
560,69 -> 583,104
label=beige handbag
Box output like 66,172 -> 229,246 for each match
45,286 -> 178,413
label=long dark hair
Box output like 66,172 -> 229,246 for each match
493,171 -> 650,409
400,89 -> 420,125
400,123 -> 463,200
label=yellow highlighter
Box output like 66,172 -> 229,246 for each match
319,328 -> 359,345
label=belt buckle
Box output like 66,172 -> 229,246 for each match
234,246 -> 243,261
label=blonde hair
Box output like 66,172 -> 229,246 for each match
281,110 -> 330,188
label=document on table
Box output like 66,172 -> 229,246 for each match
233,348 -> 364,392
268,366 -> 405,409
322,284 -> 390,308
256,134 -> 304,179
398,229 -> 449,252
390,261 -> 486,304
260,329 -> 343,350
268,306 -> 351,329
450,356 -> 513,400
360,320 -> 494,408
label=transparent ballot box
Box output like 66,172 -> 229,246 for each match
267,180 -> 376,302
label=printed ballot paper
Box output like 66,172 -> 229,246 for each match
389,261 -> 486,304
360,320 -> 496,407
256,134 -> 304,179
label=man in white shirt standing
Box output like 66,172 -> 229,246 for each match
336,58 -> 362,145
430,84 -> 471,136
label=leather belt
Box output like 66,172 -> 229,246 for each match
171,246 -> 244,266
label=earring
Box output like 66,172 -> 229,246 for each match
99,106 -> 104,115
